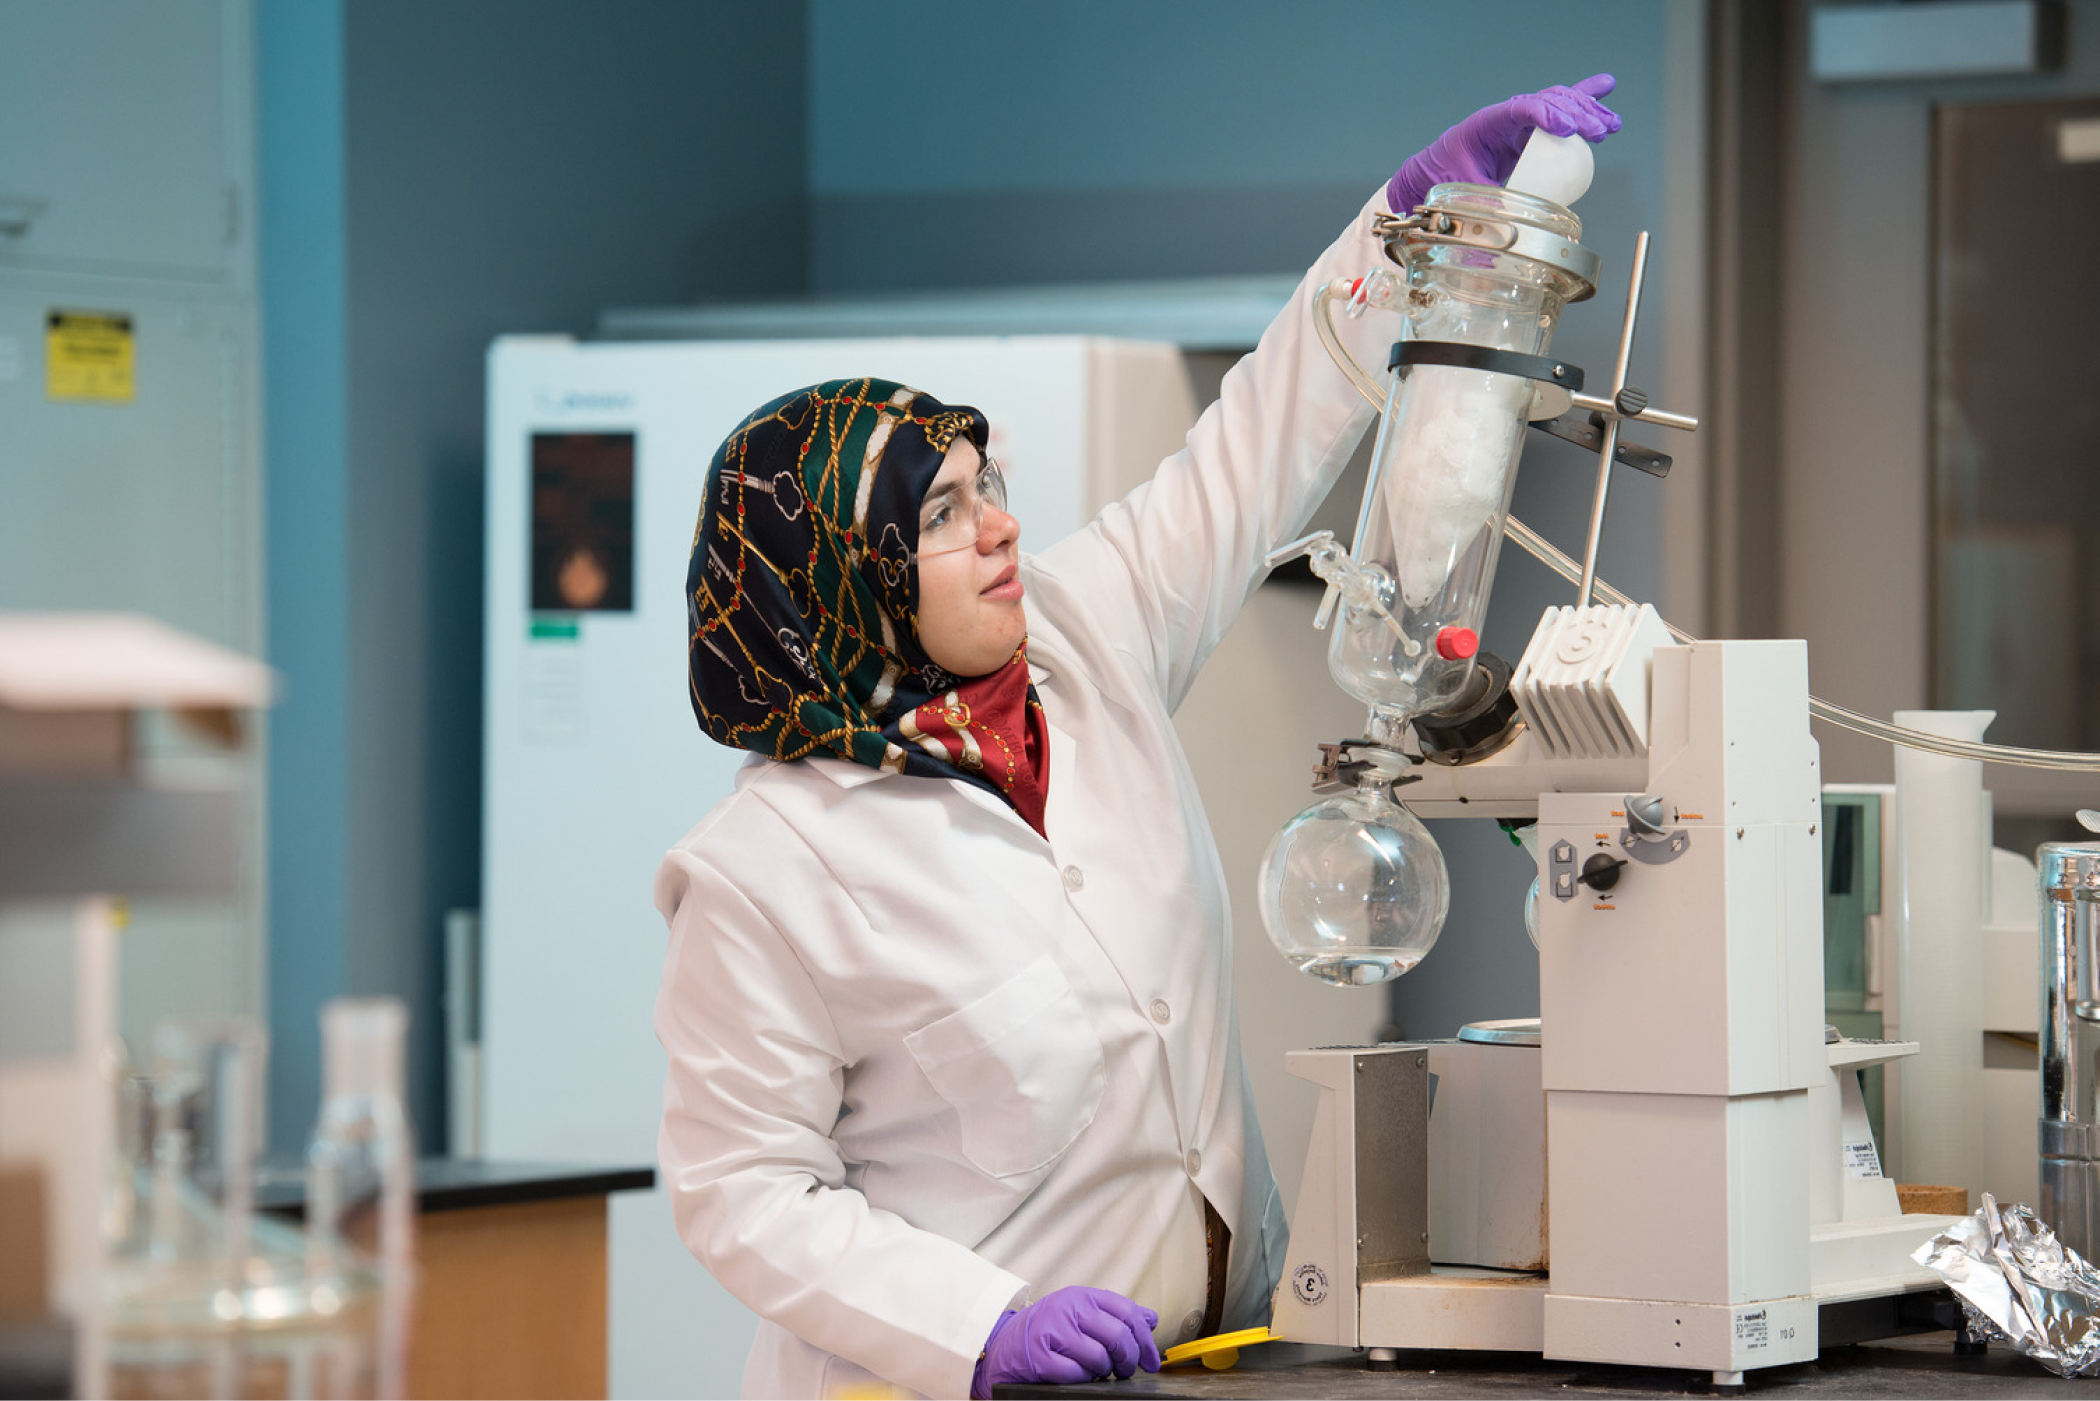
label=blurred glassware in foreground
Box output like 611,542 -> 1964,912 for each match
100,1000 -> 413,1400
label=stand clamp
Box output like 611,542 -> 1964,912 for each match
1311,740 -> 1421,798
1389,340 -> 1584,422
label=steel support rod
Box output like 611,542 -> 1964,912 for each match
1567,391 -> 1697,433
1576,230 -> 1651,609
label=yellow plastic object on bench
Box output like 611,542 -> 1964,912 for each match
1161,1326 -> 1273,1371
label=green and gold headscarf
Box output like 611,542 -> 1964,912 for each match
687,378 -> 1049,826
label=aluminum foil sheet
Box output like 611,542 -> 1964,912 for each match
1913,1193 -> 2100,1376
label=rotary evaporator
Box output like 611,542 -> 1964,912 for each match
1253,130 -> 2100,1383
1259,130 -> 1687,988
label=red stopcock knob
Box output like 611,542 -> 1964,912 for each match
1434,626 -> 1479,661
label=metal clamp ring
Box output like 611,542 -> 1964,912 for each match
1372,209 -> 1600,301
1389,340 -> 1585,421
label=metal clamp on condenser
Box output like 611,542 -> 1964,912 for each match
1371,206 -> 1601,300
1389,340 -> 1584,421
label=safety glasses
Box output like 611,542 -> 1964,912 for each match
915,455 -> 1010,557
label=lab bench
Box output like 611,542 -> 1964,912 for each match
256,1157 -> 655,1400
994,1336 -> 2081,1398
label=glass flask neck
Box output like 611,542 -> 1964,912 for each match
1366,708 -> 1410,749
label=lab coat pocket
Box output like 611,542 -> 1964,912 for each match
903,954 -> 1107,1180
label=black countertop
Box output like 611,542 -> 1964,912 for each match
995,1337 -> 2090,1398
253,1156 -> 654,1219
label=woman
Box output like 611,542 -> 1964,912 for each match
656,78 -> 1622,1399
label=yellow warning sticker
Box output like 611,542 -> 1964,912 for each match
46,309 -> 135,402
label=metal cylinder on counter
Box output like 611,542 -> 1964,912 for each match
2041,841 -> 2100,1258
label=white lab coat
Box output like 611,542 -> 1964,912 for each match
653,187 -> 1390,1400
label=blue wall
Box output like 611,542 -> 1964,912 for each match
806,0 -> 1668,297
258,0 -> 807,1150
811,1 -> 1660,193
257,0 -> 349,1153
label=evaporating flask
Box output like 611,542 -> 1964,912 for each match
1257,776 -> 1450,986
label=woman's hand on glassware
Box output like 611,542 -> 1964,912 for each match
1387,74 -> 1621,214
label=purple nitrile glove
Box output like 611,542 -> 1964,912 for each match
1386,74 -> 1622,214
970,1287 -> 1162,1399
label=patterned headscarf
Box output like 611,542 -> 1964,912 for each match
687,378 -> 1050,832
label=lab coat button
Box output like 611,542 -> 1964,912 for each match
1186,1148 -> 1202,1176
1062,865 -> 1085,891
1181,1310 -> 1203,1339
1150,998 -> 1172,1025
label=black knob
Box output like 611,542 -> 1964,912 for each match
1615,386 -> 1650,416
1579,853 -> 1628,893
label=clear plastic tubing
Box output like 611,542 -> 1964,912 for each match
309,998 -> 416,1401
1497,513 -> 2100,773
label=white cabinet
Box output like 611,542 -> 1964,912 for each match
0,0 -> 264,1049
0,285 -> 258,648
0,0 -> 250,284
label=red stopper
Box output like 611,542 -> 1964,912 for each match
1435,626 -> 1479,661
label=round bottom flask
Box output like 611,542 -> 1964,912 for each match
1258,779 -> 1451,985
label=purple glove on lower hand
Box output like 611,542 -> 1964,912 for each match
970,1287 -> 1162,1399
1387,74 -> 1622,214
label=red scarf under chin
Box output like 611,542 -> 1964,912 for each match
899,647 -> 1051,838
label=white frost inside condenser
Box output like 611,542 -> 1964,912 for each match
1388,365 -> 1527,609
